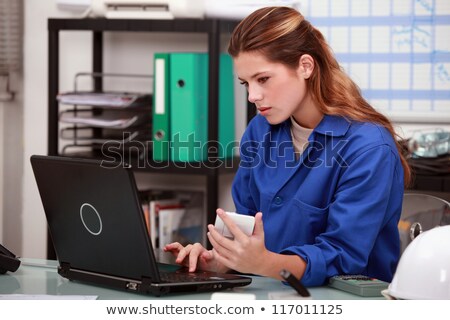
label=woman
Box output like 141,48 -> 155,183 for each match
164,6 -> 411,286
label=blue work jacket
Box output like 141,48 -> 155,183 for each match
232,114 -> 404,286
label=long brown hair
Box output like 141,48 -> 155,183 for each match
228,6 -> 411,186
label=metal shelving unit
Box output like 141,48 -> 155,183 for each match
47,17 -> 255,259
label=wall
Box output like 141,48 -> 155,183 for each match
0,71 -> 23,253
0,101 -> 3,242
22,0 -> 57,258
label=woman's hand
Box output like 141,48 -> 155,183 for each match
207,209 -> 270,276
165,209 -> 305,279
163,242 -> 229,273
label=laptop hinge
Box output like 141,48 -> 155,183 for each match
141,276 -> 169,296
140,276 -> 154,290
58,262 -> 71,277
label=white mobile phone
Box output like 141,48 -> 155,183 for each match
214,212 -> 255,239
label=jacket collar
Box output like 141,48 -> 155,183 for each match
312,114 -> 351,138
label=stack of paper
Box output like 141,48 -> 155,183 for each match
60,127 -> 151,144
59,110 -> 149,129
57,91 -> 152,108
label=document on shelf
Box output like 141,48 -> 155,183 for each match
60,127 -> 151,144
59,110 -> 149,129
57,91 -> 152,108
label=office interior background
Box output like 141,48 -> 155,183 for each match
1,0 -> 449,260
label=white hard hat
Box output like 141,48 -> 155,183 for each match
383,225 -> 450,299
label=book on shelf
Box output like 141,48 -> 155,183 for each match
140,190 -> 172,241
144,190 -> 204,250
142,202 -> 150,237
158,206 -> 186,250
175,191 -> 204,246
150,199 -> 184,250
57,91 -> 152,108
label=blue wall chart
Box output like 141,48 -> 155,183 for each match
303,0 -> 450,122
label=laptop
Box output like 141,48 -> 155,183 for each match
30,155 -> 252,296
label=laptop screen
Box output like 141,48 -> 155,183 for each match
31,155 -> 160,281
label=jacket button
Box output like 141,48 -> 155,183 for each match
274,196 -> 283,205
